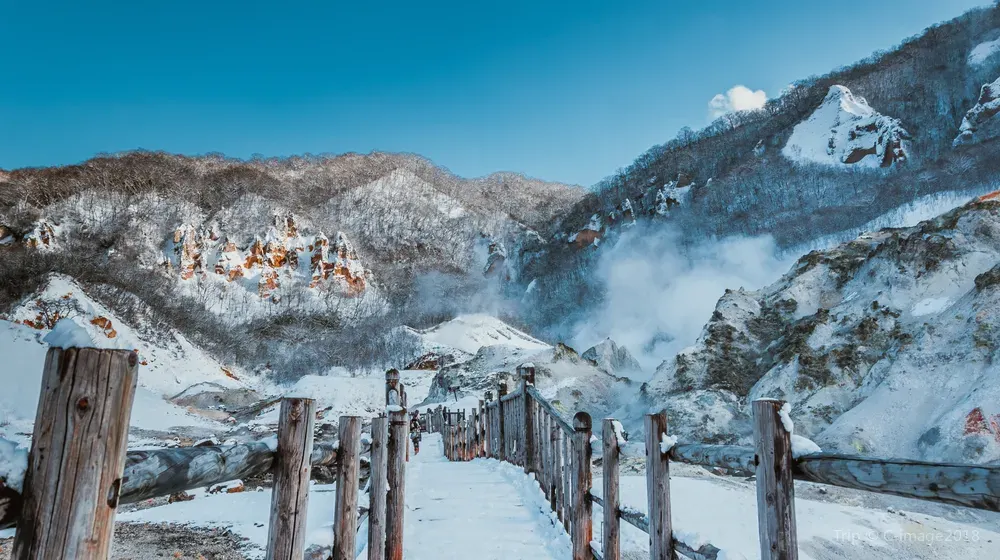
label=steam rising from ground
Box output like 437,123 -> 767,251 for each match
572,224 -> 794,375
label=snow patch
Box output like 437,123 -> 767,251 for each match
42,318 -> 97,349
660,433 -> 678,454
911,297 -> 952,317
778,402 -> 794,433
791,434 -> 822,458
0,437 -> 28,492
969,38 -> 1000,67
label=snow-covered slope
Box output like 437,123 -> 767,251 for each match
407,314 -> 550,355
639,195 -> 1000,463
0,275 -> 255,437
782,85 -> 911,168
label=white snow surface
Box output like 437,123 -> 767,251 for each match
121,434 -> 569,559
592,474 -> 1000,560
0,275 -> 254,435
791,434 -> 823,458
782,85 -> 909,168
969,38 -> 1000,66
778,402 -> 795,433
408,314 -> 550,355
0,437 -> 28,492
660,433 -> 678,454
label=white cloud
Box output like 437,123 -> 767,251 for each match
708,85 -> 767,119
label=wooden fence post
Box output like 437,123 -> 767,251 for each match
571,412 -> 593,560
602,419 -> 621,560
386,407 -> 408,560
645,411 -> 673,560
266,398 -> 317,560
521,376 -> 535,473
333,416 -> 362,560
562,432 -> 571,532
753,399 -> 798,560
497,382 -> 507,462
484,396 -> 493,458
12,348 -> 138,560
368,416 -> 388,560
478,400 -> 486,457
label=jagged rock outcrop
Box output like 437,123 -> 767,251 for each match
582,338 -> 641,376
168,214 -> 370,300
0,225 -> 15,246
783,85 -> 911,168
568,214 -> 603,248
23,221 -> 57,249
483,240 -> 508,278
954,77 -> 1000,146
639,196 -> 1000,463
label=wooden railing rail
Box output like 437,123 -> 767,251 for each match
427,362 -> 1000,560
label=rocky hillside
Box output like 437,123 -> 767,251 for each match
0,152 -> 583,377
635,193 -> 1000,463
517,5 -> 1000,340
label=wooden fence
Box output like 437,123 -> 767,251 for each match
1,348 -> 414,560
427,365 -> 1000,560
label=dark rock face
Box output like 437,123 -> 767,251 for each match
955,77 -> 1000,146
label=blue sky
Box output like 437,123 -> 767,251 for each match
0,0 -> 990,186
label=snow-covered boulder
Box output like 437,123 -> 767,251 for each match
782,85 -> 910,168
954,77 -> 1000,146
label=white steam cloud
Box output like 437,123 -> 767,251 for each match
708,85 -> 768,118
572,224 -> 794,375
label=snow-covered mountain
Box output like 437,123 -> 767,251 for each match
782,85 -> 911,168
637,193 -> 1000,463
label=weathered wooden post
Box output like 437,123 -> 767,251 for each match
753,399 -> 798,560
333,416 -> 362,560
497,382 -> 508,462
386,407 -> 408,560
266,398 -> 317,560
385,371 -> 407,560
483,395 -> 493,458
571,412 -> 593,560
12,348 -> 138,560
478,399 -> 486,457
368,416 -> 388,560
562,432 -> 571,532
519,367 -> 535,474
553,422 -> 564,523
645,410 -> 674,560
602,419 -> 621,560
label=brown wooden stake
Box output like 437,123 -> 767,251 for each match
753,399 -> 799,560
521,377 -> 535,473
553,425 -> 564,523
368,417 -> 388,560
333,416 -> 362,560
562,429 -> 572,532
645,411 -> 674,560
265,398 -> 317,560
385,408 -> 408,560
12,348 -> 138,560
602,419 -> 621,560
497,382 -> 507,462
571,412 -> 593,560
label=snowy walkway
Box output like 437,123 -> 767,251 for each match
402,433 -> 570,559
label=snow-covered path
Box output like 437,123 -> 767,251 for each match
402,434 -> 571,559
